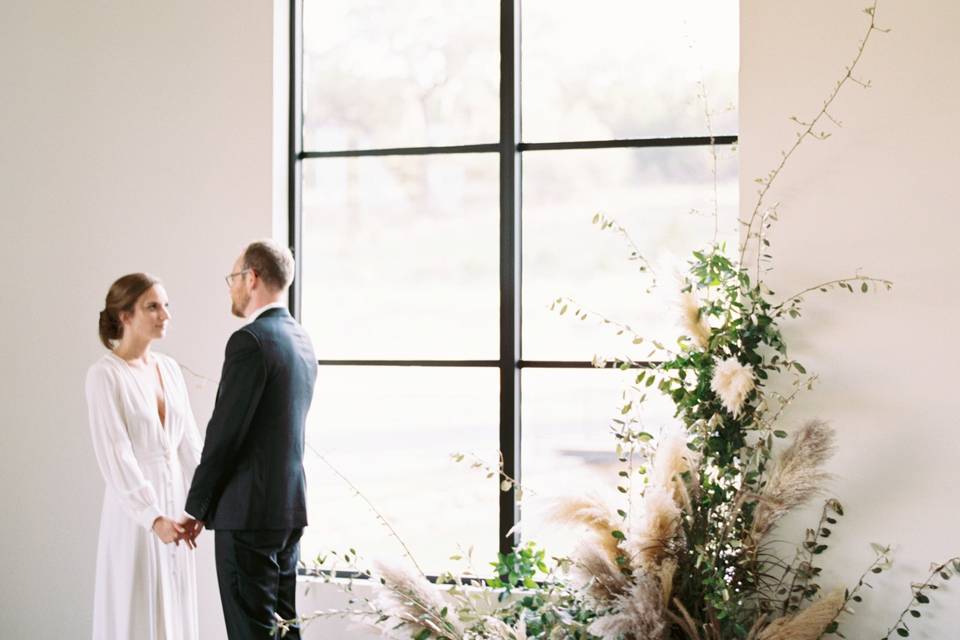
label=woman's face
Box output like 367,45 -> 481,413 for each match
122,284 -> 171,343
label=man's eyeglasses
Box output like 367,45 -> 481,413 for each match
224,269 -> 251,287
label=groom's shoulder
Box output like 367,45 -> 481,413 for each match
225,326 -> 263,357
248,309 -> 296,337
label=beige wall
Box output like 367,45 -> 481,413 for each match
741,1 -> 960,637
0,1 -> 279,637
1,0 -> 957,638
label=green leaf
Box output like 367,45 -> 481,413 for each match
861,281 -> 869,293
896,628 -> 909,637
611,530 -> 626,540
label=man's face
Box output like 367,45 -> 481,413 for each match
229,256 -> 251,318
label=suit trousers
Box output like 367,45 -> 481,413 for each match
215,528 -> 304,640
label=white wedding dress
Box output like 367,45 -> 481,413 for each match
85,351 -> 203,640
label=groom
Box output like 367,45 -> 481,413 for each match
182,240 -> 318,639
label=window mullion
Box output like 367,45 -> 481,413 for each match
498,0 -> 522,556
288,0 -> 304,319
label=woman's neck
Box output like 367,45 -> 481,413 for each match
114,336 -> 153,365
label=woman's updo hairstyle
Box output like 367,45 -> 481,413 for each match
98,273 -> 160,349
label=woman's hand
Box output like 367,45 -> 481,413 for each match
152,516 -> 186,545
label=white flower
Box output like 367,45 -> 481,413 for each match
710,357 -> 755,418
678,290 -> 711,350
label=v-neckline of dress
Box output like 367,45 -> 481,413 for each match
109,351 -> 169,431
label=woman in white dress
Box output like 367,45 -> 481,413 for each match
85,273 -> 204,640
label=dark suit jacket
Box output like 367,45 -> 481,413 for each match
185,306 -> 318,530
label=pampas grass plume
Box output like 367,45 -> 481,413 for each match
711,357 -> 755,418
757,589 -> 844,640
751,419 -> 836,541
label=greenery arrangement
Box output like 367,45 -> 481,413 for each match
287,4 -> 958,639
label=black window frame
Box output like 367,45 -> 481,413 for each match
288,0 -> 737,574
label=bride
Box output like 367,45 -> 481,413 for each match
85,273 -> 203,640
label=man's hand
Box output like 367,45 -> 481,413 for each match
178,516 -> 205,549
152,516 -> 186,545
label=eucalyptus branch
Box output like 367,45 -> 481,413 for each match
773,275 -> 894,315
779,503 -> 831,615
592,213 -> 658,291
882,556 -> 960,640
551,296 -> 677,359
738,2 -> 885,279
450,451 -> 538,500
756,375 -> 819,432
811,545 -> 892,638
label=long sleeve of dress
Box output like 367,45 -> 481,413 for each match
86,365 -> 163,530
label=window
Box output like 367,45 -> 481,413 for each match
291,0 -> 737,574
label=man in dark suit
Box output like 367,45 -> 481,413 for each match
181,239 -> 317,639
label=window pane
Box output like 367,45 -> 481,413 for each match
302,0 -> 499,150
522,0 -> 738,141
522,146 -> 738,361
301,154 -> 499,360
302,367 -> 499,575
520,368 -> 680,558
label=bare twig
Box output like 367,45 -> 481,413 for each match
307,445 -> 427,577
738,2 -> 885,281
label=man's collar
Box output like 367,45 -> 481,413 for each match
246,301 -> 287,323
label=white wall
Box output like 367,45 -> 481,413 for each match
741,1 -> 960,637
0,1 -> 279,637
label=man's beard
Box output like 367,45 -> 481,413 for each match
231,290 -> 250,318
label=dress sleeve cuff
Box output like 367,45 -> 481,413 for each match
137,503 -> 164,531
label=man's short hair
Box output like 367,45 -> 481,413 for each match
242,240 -> 295,291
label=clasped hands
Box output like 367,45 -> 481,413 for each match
151,516 -> 205,549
